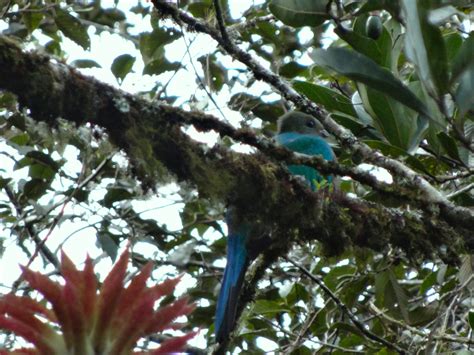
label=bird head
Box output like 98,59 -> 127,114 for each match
277,111 -> 329,137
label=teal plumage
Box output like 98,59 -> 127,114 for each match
215,112 -> 336,342
215,213 -> 250,342
276,133 -> 335,189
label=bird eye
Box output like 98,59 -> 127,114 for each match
306,120 -> 316,128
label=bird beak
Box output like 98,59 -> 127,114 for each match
320,129 -> 330,138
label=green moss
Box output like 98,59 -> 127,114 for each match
123,115 -> 172,187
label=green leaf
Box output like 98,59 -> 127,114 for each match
23,11 -> 44,33
332,113 -> 378,138
419,271 -> 437,295
111,54 -> 135,82
339,334 -> 365,349
187,1 -> 213,18
143,59 -> 181,76
445,32 -> 464,64
64,187 -> 89,203
436,264 -> 448,284
469,311 -> 474,330
365,140 -> 409,158
409,155 -> 450,177
375,269 -> 410,322
44,40 -> 62,56
351,91 -> 374,126
9,133 -> 29,146
312,47 -> 431,119
374,269 -> 389,307
309,307 -> 328,335
437,131 -> 462,162
22,179 -> 50,199
0,92 -> 17,110
454,65 -> 474,117
0,177 -> 11,189
402,0 -> 448,95
228,93 -> 284,122
335,15 -> 393,68
451,32 -> 474,82
139,28 -> 182,77
197,55 -> 227,92
70,59 -> 102,68
457,256 -> 474,289
341,276 -> 371,307
293,80 -> 357,117
388,270 -> 410,323
97,231 -> 119,261
279,62 -> 308,78
55,9 -> 90,50
358,84 -> 428,151
323,265 -> 356,291
269,0 -> 330,28
451,191 -> 474,207
285,282 -> 310,304
335,25 -> 382,65
139,28 -> 181,64
440,277 -> 457,295
130,2 -> 149,16
252,300 -> 290,315
102,187 -> 133,207
409,305 -> 439,327
93,8 -> 126,27
29,164 -> 56,181
25,151 -> 59,171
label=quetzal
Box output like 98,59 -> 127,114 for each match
215,111 -> 336,342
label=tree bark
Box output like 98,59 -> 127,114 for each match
0,35 -> 471,265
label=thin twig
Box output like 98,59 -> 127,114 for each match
228,15 -> 275,34
447,182 -> 474,199
369,302 -> 474,346
26,152 -> 114,225
282,299 -> 330,354
179,21 -> 227,122
260,313 -> 364,353
286,257 -> 407,354
79,18 -> 139,45
213,0 -> 230,44
150,0 -> 473,229
4,186 -> 60,270
154,38 -> 194,100
9,153 -> 114,291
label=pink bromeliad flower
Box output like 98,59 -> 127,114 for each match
0,248 -> 196,354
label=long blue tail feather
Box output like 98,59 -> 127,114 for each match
215,225 -> 249,342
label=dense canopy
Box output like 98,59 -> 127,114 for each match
0,1 -> 473,354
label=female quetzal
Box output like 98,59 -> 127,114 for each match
215,111 -> 336,342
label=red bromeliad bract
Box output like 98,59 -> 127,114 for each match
0,248 -> 196,355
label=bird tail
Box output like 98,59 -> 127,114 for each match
215,228 -> 249,343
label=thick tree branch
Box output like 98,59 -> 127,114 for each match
150,1 -> 473,231
0,36 -> 471,264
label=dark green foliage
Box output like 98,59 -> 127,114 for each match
0,0 -> 472,354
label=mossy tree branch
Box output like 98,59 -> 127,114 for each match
0,35 -> 471,263
150,0 -> 473,232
